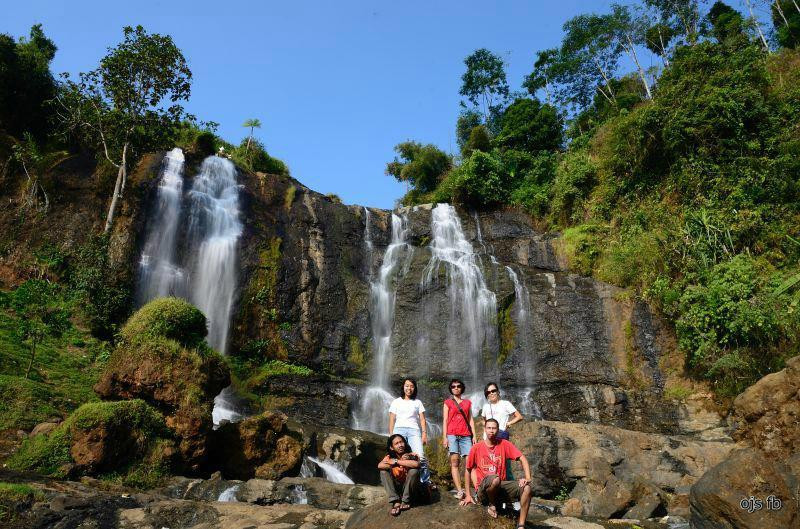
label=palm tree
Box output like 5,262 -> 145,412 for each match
242,118 -> 262,153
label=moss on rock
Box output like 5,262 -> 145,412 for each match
7,399 -> 171,482
120,297 -> 209,350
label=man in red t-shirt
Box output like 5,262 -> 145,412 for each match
461,418 -> 532,528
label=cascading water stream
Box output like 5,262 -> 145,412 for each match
136,148 -> 187,304
422,204 -> 497,388
135,152 -> 244,425
184,156 -> 242,354
307,457 -> 354,484
352,213 -> 413,433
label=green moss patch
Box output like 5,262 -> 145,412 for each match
7,399 -> 169,482
121,297 -> 209,350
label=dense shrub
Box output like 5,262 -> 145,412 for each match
493,98 -> 563,153
231,138 -> 289,176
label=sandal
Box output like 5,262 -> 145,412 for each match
486,505 -> 498,518
400,502 -> 411,511
390,503 -> 401,516
429,483 -> 438,492
455,490 -> 465,500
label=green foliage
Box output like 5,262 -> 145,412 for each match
8,279 -> 70,378
448,150 -> 508,208
463,125 -> 491,157
55,25 -> 192,171
455,110 -> 483,152
459,48 -> 510,121
493,98 -> 563,153
386,141 -> 452,194
707,2 -> 747,45
676,255 -> 781,365
550,149 -> 597,224
120,297 -> 208,350
772,1 -> 800,49
510,152 -> 557,217
0,25 -> 57,141
68,235 -> 131,338
230,137 -> 289,176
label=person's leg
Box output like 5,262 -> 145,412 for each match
447,434 -> 463,495
380,470 -> 401,504
505,459 -> 514,481
401,468 -> 419,506
500,480 -> 530,527
477,474 -> 501,518
402,429 -> 431,484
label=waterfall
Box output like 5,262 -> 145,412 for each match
352,213 -> 413,433
307,457 -> 354,484
136,152 -> 244,425
136,148 -> 187,304
185,156 -> 242,354
505,266 -> 530,329
363,207 -> 373,277
217,484 -> 240,502
422,204 -> 497,386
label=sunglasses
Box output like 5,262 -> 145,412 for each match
450,384 -> 463,389
486,388 -> 499,394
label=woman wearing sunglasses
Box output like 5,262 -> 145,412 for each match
441,378 -> 476,500
481,382 -> 524,479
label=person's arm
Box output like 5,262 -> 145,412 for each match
506,409 -> 523,427
398,454 -> 421,469
419,411 -> 428,445
517,454 -> 532,488
388,412 -> 396,434
378,456 -> 393,471
442,403 -> 450,448
469,413 -> 477,443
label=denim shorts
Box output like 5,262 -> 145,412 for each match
447,434 -> 473,456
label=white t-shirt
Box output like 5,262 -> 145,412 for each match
481,399 -> 517,431
389,398 -> 426,430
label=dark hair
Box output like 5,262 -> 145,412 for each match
485,418 -> 500,428
387,434 -> 411,458
449,378 -> 465,395
484,382 -> 499,397
400,378 -> 418,400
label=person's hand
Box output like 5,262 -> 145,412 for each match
441,437 -> 448,448
518,478 -> 530,489
472,436 -> 477,444
459,492 -> 475,506
422,431 -> 428,445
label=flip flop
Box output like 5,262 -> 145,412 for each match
390,503 -> 401,516
400,502 -> 411,511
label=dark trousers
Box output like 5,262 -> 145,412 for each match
380,469 -> 421,504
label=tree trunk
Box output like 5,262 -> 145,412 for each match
593,59 -> 617,105
793,0 -> 800,15
25,341 -> 36,379
775,0 -> 791,28
626,35 -> 653,99
658,26 -> 670,67
104,142 -> 128,234
746,0 -> 772,52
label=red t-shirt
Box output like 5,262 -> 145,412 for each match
465,440 -> 523,489
444,398 -> 472,436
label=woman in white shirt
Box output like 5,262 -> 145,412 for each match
388,378 -> 432,487
481,382 -> 524,479
481,382 -> 523,437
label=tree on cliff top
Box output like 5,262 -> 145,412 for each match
459,49 -> 510,123
54,25 -> 192,234
386,141 -> 452,195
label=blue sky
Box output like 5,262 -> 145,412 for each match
4,0 -> 770,208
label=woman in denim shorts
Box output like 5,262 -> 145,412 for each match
441,378 -> 477,500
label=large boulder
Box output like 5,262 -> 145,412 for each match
345,494 -> 509,529
511,419 -> 733,518
6,400 -> 174,481
289,420 -> 387,485
94,298 -> 230,471
210,411 -> 302,480
689,448 -> 800,529
732,355 -> 800,459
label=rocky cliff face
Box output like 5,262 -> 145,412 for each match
233,176 -> 723,437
